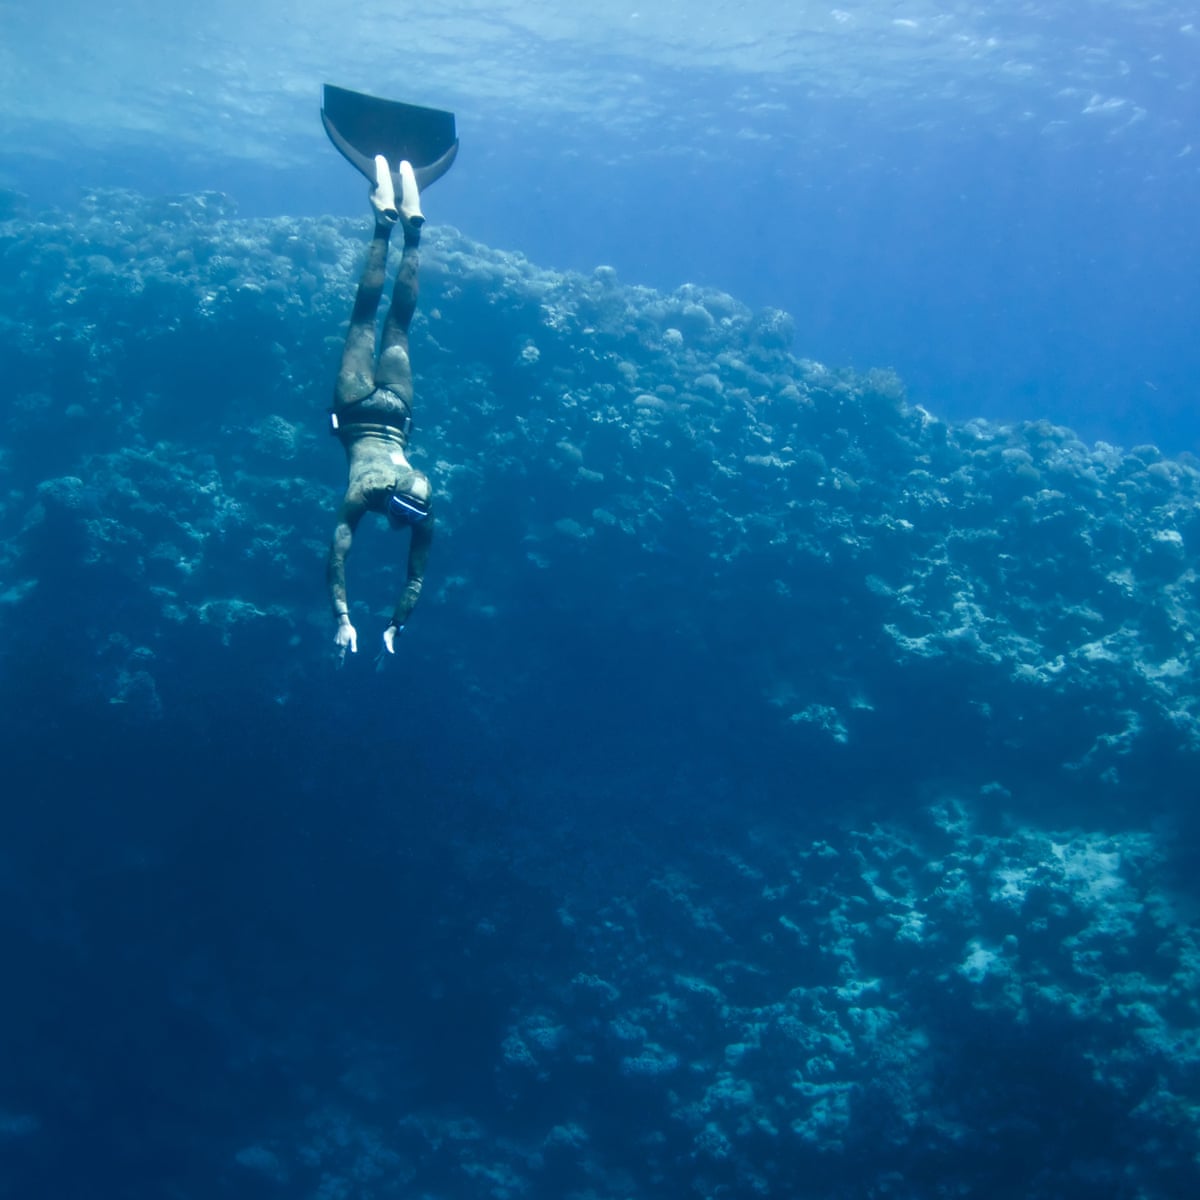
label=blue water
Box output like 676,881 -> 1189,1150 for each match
5,4 -> 1200,452
2,5 -> 1200,1197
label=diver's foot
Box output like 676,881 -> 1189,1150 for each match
397,159 -> 425,231
370,154 -> 399,225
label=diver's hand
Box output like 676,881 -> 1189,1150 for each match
382,623 -> 403,655
335,617 -> 358,663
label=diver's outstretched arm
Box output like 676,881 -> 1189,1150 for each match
327,494 -> 367,661
381,516 -> 434,654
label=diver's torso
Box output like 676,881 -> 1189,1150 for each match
334,386 -> 412,448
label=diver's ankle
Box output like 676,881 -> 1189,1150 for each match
370,154 -> 400,225
397,160 -> 424,229
371,200 -> 399,227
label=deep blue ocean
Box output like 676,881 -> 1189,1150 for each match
2,4 -> 1199,1198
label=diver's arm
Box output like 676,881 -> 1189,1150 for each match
382,516 -> 434,653
327,497 -> 366,659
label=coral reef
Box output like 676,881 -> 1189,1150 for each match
2,191 -> 1198,1197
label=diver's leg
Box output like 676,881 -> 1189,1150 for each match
334,157 -> 404,406
379,162 -> 427,396
334,217 -> 393,407
376,208 -> 420,394
334,227 -> 389,406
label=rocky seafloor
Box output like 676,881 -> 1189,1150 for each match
0,190 -> 1197,1197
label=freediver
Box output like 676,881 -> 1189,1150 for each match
325,154 -> 433,663
320,84 -> 458,662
